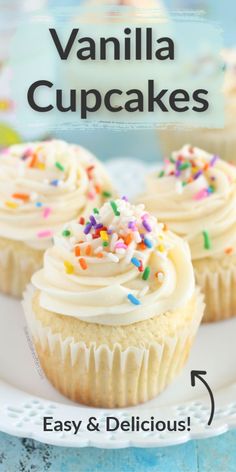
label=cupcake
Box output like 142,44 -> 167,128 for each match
158,49 -> 236,163
0,139 -> 114,297
137,144 -> 236,322
23,198 -> 204,407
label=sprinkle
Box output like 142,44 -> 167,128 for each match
62,229 -> 71,237
102,190 -> 112,198
28,153 -> 37,168
202,230 -> 211,250
225,247 -> 233,255
93,208 -> 99,214
94,223 -> 103,230
85,245 -> 92,256
131,257 -> 141,268
193,188 -> 209,201
142,219 -> 152,232
43,207 -> 52,219
193,170 -> 203,180
138,261 -> 144,272
124,234 -> 133,246
50,179 -> 60,186
122,195 -> 128,201
143,237 -> 153,249
95,184 -> 101,194
96,252 -> 104,258
107,252 -> 119,262
156,271 -> 164,282
74,246 -> 81,257
84,223 -> 92,235
35,201 -> 43,208
5,201 -> 18,209
103,241 -> 109,247
207,185 -> 215,194
210,155 -> 219,167
115,242 -> 127,249
110,201 -> 120,216
64,260 -> 74,274
100,230 -> 108,242
138,242 -> 146,250
157,244 -> 165,252
79,258 -> 88,270
79,217 -> 85,225
179,162 -> 191,170
55,161 -> 65,172
37,230 -> 53,238
128,221 -> 136,231
158,170 -> 164,177
142,266 -> 151,280
89,215 -> 97,226
127,293 -> 141,305
88,191 -> 96,200
12,193 -> 29,202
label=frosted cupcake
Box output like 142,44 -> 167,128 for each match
158,49 -> 236,163
23,198 -> 204,407
0,139 -> 113,297
138,145 -> 236,322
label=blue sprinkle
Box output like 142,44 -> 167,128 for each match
144,237 -> 153,248
35,202 -> 43,208
128,293 -> 141,305
50,179 -> 59,186
131,257 -> 141,268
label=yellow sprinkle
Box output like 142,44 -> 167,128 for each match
100,230 -> 108,242
5,201 -> 18,209
157,244 -> 165,252
37,162 -> 45,170
64,260 -> 74,274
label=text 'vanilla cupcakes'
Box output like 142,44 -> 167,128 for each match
23,198 -> 204,408
0,139 -> 113,297
138,145 -> 236,322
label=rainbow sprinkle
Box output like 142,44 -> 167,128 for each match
202,230 -> 211,250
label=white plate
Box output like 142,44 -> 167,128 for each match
0,158 -> 236,448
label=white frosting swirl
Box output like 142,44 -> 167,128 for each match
138,145 -> 236,260
32,199 -> 194,326
0,140 -> 113,249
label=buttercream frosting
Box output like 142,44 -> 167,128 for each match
32,198 -> 194,326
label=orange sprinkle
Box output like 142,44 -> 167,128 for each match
85,245 -> 92,256
162,223 -> 168,231
79,258 -> 88,270
225,247 -> 233,255
204,163 -> 209,171
12,193 -> 30,202
95,184 -> 101,194
96,252 -> 104,258
28,153 -> 38,168
74,246 -> 81,257
124,234 -> 133,246
138,242 -> 146,250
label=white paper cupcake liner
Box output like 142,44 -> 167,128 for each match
194,257 -> 236,322
23,285 -> 204,408
0,239 -> 44,298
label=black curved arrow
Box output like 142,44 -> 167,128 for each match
190,370 -> 215,426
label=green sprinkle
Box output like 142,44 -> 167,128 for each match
158,170 -> 165,178
62,229 -> 71,237
93,208 -> 99,214
170,156 -> 175,163
142,266 -> 151,281
179,162 -> 191,171
110,200 -> 120,216
102,190 -> 112,198
208,185 -> 215,193
203,230 -> 211,250
182,181 -> 187,187
55,162 -> 65,172
103,241 -> 109,247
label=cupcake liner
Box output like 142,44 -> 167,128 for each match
194,256 -> 236,322
0,238 -> 44,298
23,286 -> 204,408
158,128 -> 236,163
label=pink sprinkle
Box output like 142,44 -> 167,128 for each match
88,191 -> 96,200
37,230 -> 53,238
193,188 -> 209,200
42,207 -> 52,219
115,242 -> 127,249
